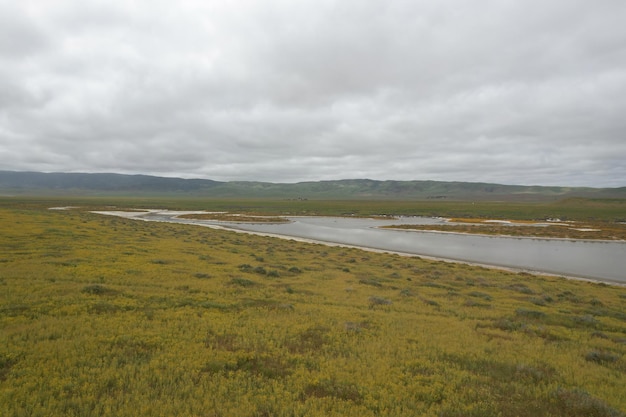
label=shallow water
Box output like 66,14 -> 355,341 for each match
97,211 -> 626,284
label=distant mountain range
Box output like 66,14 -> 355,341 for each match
1,170 -> 624,200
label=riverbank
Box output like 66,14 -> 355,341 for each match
90,210 -> 626,285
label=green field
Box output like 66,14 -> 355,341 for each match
5,195 -> 626,220
1,198 -> 625,416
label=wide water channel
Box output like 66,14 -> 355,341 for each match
98,211 -> 626,284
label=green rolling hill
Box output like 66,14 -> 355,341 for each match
1,171 -> 624,200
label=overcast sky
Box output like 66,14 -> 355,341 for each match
1,0 -> 625,187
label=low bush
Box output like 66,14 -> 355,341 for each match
302,379 -> 363,403
229,277 -> 258,287
585,350 -> 620,365
81,284 -> 119,296
368,296 -> 392,308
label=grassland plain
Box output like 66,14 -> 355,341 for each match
1,198 -> 625,416
5,195 -> 626,220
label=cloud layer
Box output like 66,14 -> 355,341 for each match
1,0 -> 625,186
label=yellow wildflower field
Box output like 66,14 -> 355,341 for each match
1,201 -> 625,416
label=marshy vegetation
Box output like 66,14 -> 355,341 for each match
384,219 -> 626,240
177,212 -> 290,223
1,198 -> 625,416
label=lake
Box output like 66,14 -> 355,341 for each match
95,210 -> 626,284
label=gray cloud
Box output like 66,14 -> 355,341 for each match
1,0 -> 625,186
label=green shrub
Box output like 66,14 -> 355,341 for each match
0,354 -> 19,382
585,350 -> 619,365
492,317 -> 524,331
229,277 -> 257,287
368,296 -> 392,308
516,308 -> 546,320
82,284 -> 119,296
468,291 -> 493,301
553,388 -> 625,417
302,379 -> 363,403
507,283 -> 535,294
359,278 -> 382,287
284,326 -> 330,353
238,263 -> 253,272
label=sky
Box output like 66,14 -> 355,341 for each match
1,0 -> 625,187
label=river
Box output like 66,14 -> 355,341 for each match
94,210 -> 626,284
